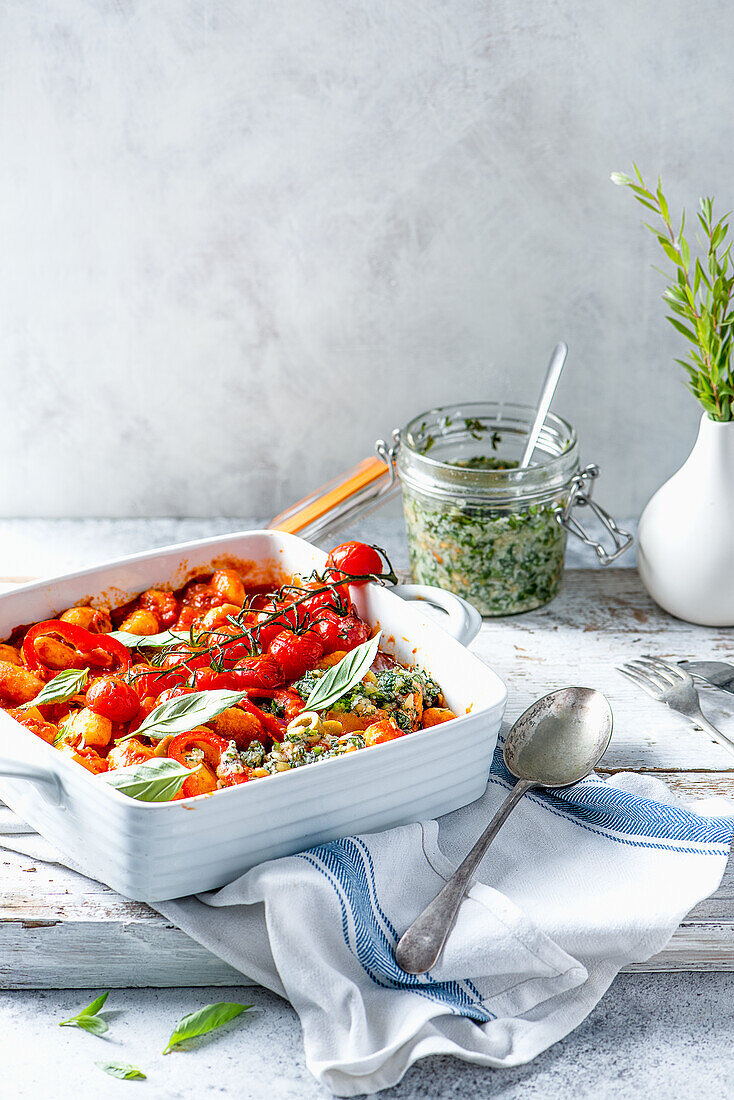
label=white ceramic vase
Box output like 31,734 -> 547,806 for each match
637,413 -> 734,625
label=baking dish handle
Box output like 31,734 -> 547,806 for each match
391,584 -> 482,647
0,755 -> 63,807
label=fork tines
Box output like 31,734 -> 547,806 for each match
616,656 -> 689,699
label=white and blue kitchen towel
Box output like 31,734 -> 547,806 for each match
2,736 -> 733,1097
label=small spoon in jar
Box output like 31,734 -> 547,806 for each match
520,342 -> 568,467
394,686 -> 612,975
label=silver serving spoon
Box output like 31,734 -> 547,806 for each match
520,342 -> 568,468
394,686 -> 612,975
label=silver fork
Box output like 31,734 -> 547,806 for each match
617,656 -> 734,760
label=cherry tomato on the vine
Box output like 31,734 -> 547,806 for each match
325,542 -> 383,585
156,685 -> 196,705
231,653 -> 284,691
192,667 -> 235,691
269,630 -> 323,680
128,665 -> 187,700
311,610 -> 371,653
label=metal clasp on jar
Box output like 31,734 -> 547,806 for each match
556,465 -> 633,565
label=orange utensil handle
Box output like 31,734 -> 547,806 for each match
269,455 -> 393,536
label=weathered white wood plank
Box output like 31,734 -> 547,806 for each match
475,569 -> 734,770
2,570 -> 734,985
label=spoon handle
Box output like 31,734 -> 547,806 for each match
520,342 -> 568,468
395,779 -> 536,975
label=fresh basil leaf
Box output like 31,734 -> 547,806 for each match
128,689 -> 248,743
59,991 -> 110,1034
79,991 -> 109,1016
109,628 -> 189,649
30,667 -> 89,708
67,1015 -> 109,1035
304,633 -> 381,712
100,758 -> 192,802
96,1061 -> 146,1080
163,1001 -> 251,1054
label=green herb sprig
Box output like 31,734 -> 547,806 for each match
59,991 -> 110,1036
163,1002 -> 251,1054
612,166 -> 734,420
304,633 -> 381,712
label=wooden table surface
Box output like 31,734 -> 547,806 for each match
2,568 -> 734,988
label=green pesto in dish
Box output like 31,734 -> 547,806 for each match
403,456 -> 567,617
292,666 -> 441,734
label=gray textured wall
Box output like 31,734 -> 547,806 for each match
0,0 -> 726,518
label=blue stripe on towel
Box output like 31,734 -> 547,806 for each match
298,838 -> 494,1021
489,737 -> 734,854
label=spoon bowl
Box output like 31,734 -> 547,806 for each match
505,686 -> 613,788
395,685 -> 612,974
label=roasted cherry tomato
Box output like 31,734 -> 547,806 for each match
86,675 -> 140,722
250,602 -> 300,648
159,645 -> 211,673
325,542 -> 383,585
231,654 -> 284,691
204,628 -> 253,669
191,667 -> 239,691
293,579 -> 349,617
268,630 -> 323,680
155,685 -> 196,705
169,729 -> 229,770
310,610 -> 343,653
334,611 -> 367,651
128,664 -> 187,700
22,620 -> 131,675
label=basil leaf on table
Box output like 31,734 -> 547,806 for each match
30,667 -> 89,707
95,1061 -> 147,1080
304,633 -> 381,712
100,758 -> 192,802
109,628 -> 189,649
59,991 -> 109,1034
125,689 -> 248,743
163,1001 -> 252,1054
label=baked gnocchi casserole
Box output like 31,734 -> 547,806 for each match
0,542 -> 456,801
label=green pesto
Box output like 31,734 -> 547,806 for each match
292,666 -> 441,733
403,456 -> 567,616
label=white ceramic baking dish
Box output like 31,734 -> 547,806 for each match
0,530 -> 506,901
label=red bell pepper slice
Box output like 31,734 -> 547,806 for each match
22,620 -> 131,675
168,730 -> 229,771
238,696 -> 286,740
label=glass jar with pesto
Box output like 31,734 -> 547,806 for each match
393,403 -> 631,616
